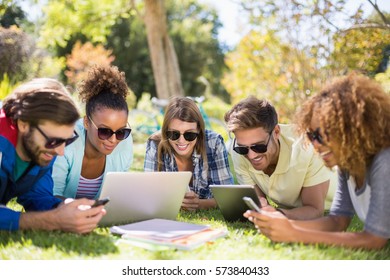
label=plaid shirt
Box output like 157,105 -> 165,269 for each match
144,130 -> 233,199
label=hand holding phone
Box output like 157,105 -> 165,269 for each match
92,197 -> 110,207
243,196 -> 263,213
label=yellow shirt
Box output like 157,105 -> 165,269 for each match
231,124 -> 336,209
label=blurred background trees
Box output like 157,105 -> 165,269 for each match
1,0 -> 389,122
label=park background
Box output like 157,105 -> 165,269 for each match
1,0 -> 390,260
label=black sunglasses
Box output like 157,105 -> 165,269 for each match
166,130 -> 199,141
306,128 -> 324,145
35,126 -> 79,149
233,130 -> 273,155
89,117 -> 131,141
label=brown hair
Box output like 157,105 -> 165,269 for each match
224,96 -> 278,133
295,73 -> 390,177
150,96 -> 207,171
3,78 -> 79,126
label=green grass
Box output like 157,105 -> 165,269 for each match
1,141 -> 389,260
1,209 -> 389,260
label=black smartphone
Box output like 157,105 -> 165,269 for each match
92,197 -> 110,207
243,196 -> 262,213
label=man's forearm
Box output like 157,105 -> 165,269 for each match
280,205 -> 324,220
19,210 -> 59,231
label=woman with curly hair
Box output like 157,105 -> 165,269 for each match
144,97 -> 233,210
53,65 -> 133,199
244,73 -> 390,249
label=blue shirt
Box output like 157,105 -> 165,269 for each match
52,119 -> 133,199
0,110 -> 61,231
144,130 -> 233,199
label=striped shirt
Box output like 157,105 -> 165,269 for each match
76,174 -> 104,199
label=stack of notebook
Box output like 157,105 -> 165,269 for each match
110,218 -> 228,250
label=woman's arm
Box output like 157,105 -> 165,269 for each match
245,211 -> 388,250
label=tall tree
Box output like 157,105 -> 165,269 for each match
232,0 -> 390,116
40,0 -> 184,99
222,30 -> 318,121
106,0 -> 226,101
144,0 -> 183,98
38,0 -> 226,100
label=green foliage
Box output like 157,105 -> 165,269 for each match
222,30 -> 319,122
0,24 -> 64,84
0,25 -> 34,82
202,95 -> 231,121
40,0 -> 228,102
167,0 -> 228,100
1,206 -> 389,259
331,27 -> 390,76
0,0 -> 13,16
0,73 -> 19,101
0,2 -> 26,27
40,0 -> 130,48
65,41 -> 115,87
106,15 -> 155,101
375,67 -> 390,93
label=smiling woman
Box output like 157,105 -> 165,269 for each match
144,96 -> 234,211
52,65 -> 134,200
244,73 -> 390,250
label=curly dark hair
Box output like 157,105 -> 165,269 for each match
78,65 -> 129,117
295,73 -> 390,177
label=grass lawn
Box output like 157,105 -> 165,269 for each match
1,142 -> 389,260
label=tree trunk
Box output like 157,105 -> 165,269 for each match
144,0 -> 184,99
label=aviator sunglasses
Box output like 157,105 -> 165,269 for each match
35,125 -> 79,149
89,117 -> 131,141
233,129 -> 273,155
306,128 -> 325,145
166,130 -> 199,141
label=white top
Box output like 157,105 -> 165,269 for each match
346,177 -> 371,223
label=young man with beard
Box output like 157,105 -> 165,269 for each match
225,97 -> 336,220
0,78 -> 105,232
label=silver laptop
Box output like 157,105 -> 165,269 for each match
210,185 -> 260,222
98,171 -> 192,226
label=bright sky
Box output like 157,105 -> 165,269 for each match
199,0 -> 390,48
23,0 -> 390,49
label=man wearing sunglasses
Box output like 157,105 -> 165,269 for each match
0,78 -> 105,233
225,96 -> 336,220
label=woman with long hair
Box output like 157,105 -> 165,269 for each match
244,73 -> 390,249
144,96 -> 233,210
